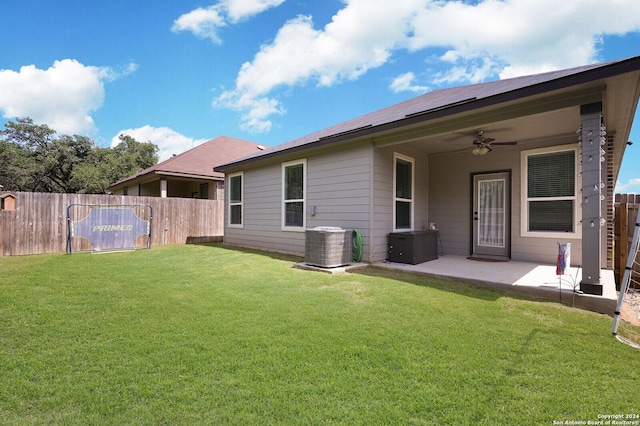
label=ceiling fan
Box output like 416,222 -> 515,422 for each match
468,130 -> 517,155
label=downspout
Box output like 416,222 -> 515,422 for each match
368,139 -> 375,263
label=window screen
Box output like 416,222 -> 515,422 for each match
526,150 -> 575,233
285,164 -> 304,201
528,200 -> 573,232
396,159 -> 412,200
394,155 -> 413,230
527,151 -> 575,198
199,183 -> 209,199
283,161 -> 305,228
229,174 -> 242,226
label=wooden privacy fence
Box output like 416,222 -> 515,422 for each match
0,192 -> 224,256
614,193 -> 640,289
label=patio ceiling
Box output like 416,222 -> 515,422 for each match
379,104 -> 583,157
370,82 -> 607,156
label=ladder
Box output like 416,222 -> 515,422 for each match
612,207 -> 640,338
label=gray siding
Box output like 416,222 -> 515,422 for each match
428,136 -> 583,265
371,145 -> 429,263
371,147 -> 393,262
225,164 -> 287,252
306,144 -> 372,258
224,142 -> 373,257
225,130 -> 588,266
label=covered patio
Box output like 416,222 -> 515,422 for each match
373,256 -> 617,315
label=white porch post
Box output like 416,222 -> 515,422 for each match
160,179 -> 168,198
579,102 -> 604,295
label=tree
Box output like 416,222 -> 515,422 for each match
71,135 -> 158,194
0,118 -> 158,194
1,118 -> 55,191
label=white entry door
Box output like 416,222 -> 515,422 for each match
472,172 -> 510,258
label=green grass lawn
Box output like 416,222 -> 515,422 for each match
1,244 -> 638,425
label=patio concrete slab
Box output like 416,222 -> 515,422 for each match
372,255 -> 617,315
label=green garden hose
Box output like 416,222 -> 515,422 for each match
351,229 -> 363,262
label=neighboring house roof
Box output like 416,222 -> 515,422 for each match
110,135 -> 264,189
215,56 -> 640,172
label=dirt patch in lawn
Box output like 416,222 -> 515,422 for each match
620,289 -> 640,326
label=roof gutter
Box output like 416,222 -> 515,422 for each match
109,170 -> 222,190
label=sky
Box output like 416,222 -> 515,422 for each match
1,0 -> 640,192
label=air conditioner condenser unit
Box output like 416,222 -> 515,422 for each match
305,227 -> 352,268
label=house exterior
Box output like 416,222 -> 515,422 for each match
215,57 -> 640,296
109,136 -> 264,199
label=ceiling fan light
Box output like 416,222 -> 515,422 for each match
472,146 -> 489,155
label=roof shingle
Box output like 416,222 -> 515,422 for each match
111,135 -> 263,187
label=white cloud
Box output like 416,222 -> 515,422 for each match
432,57 -> 504,85
616,178 -> 640,194
406,0 -> 640,81
214,92 -> 285,133
216,0 -> 418,131
172,0 -> 286,43
216,0 -> 640,132
223,0 -> 287,22
171,6 -> 226,43
112,125 -> 208,162
0,59 -> 136,135
390,72 -> 430,93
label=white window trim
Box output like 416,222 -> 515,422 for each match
520,144 -> 581,239
228,172 -> 243,228
393,152 -> 415,232
282,159 -> 307,231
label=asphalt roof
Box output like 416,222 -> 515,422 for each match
215,55 -> 640,171
110,135 -> 264,188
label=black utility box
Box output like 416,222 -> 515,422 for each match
388,230 -> 438,264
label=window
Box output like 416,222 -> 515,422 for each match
522,146 -> 578,236
199,183 -> 209,199
229,173 -> 243,227
282,159 -> 306,230
123,187 -> 128,196
394,153 -> 414,231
